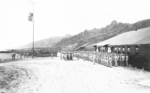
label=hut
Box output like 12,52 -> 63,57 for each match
0,49 -> 12,62
94,27 -> 150,71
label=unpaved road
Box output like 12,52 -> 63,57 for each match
1,57 -> 150,93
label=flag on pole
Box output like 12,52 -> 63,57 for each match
28,12 -> 33,22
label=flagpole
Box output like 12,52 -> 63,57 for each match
32,2 -> 34,58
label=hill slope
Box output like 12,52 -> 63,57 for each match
55,19 -> 150,50
21,34 -> 71,49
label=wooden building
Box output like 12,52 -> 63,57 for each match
94,27 -> 150,71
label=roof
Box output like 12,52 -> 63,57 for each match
135,35 -> 150,44
95,27 -> 150,46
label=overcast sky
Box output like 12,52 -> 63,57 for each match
0,0 -> 150,50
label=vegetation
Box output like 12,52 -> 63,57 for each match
21,18 -> 150,51
54,19 -> 150,50
0,66 -> 30,92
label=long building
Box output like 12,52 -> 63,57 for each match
94,27 -> 150,71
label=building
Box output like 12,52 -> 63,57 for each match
0,49 -> 12,62
94,27 -> 150,71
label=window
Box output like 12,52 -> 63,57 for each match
122,47 -> 125,51
118,47 -> 121,54
111,47 -> 114,53
98,47 -> 100,52
108,47 -> 111,53
118,47 -> 120,51
128,47 -> 130,52
135,46 -> 139,56
113,47 -> 117,53
121,47 -> 124,54
136,46 -> 139,52
127,46 -> 130,55
101,47 -> 105,52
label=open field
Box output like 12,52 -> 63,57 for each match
0,57 -> 150,93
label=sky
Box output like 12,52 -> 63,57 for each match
0,0 -> 150,50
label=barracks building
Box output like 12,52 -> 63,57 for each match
94,27 -> 150,71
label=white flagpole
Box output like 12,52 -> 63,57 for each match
32,2 -> 34,58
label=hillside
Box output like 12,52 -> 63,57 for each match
95,27 -> 150,46
55,19 -> 150,50
21,34 -> 71,49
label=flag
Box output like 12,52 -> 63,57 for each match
28,12 -> 33,22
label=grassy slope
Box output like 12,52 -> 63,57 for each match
22,34 -> 71,49
55,19 -> 150,50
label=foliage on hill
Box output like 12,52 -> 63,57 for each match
55,19 -> 150,50
21,34 -> 71,49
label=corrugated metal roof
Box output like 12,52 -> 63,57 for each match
95,27 -> 150,46
135,35 -> 150,44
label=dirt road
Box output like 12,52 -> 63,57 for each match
0,57 -> 150,93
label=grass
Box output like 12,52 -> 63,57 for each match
0,66 -> 30,91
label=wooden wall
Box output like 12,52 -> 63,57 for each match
96,44 -> 150,71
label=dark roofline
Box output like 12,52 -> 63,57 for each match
95,43 -> 150,47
